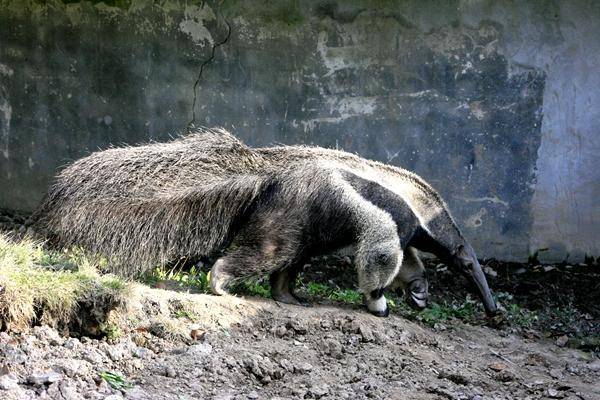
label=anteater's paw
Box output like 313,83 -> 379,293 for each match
208,268 -> 232,296
272,293 -> 312,307
368,306 -> 390,318
365,295 -> 389,317
292,294 -> 312,307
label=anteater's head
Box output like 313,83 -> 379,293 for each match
410,226 -> 498,317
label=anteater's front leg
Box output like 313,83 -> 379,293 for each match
337,183 -> 404,317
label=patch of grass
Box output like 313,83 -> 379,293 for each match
305,282 -> 329,297
301,278 -> 364,305
231,276 -> 271,298
495,292 -> 539,329
99,371 -> 132,390
0,234 -> 129,333
100,322 -> 122,342
145,265 -> 211,293
389,296 -> 483,327
329,288 -> 363,304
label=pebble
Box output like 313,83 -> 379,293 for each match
295,362 -> 313,373
0,373 -> 19,390
359,325 -> 374,342
165,365 -> 177,378
547,387 -> 561,398
274,326 -> 287,337
488,362 -> 508,372
188,343 -> 213,355
587,360 -> 600,372
549,368 -> 563,379
27,371 -> 62,385
321,339 -> 343,358
310,385 -> 329,398
279,359 -> 294,373
288,320 -> 308,335
555,335 -> 569,347
133,347 -> 154,359
63,338 -> 80,350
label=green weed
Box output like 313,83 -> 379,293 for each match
99,371 -> 133,390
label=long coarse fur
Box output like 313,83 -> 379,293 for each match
33,128 -> 459,278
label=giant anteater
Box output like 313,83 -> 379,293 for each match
34,128 -> 497,317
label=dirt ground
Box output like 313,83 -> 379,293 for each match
0,284 -> 598,400
0,212 -> 598,400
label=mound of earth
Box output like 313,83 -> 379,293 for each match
0,286 -> 598,400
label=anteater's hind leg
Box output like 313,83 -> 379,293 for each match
209,258 -> 235,296
209,212 -> 304,301
270,266 -> 310,307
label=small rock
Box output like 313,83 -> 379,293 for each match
555,335 -> 569,347
106,346 -> 126,362
247,391 -> 259,399
547,387 -> 563,398
0,373 -> 19,390
133,347 -> 154,359
295,362 -> 313,373
359,325 -> 374,342
273,326 -> 287,338
165,366 -> 177,378
27,371 -> 62,386
321,339 -> 343,358
188,343 -> 213,355
309,385 -> 329,398
63,338 -> 80,350
494,370 -> 516,382
190,329 -> 206,341
549,368 -> 563,379
287,320 -> 308,335
433,323 -> 447,331
586,360 -> 600,372
104,395 -> 124,400
483,266 -> 497,277
279,359 -> 294,373
488,362 -> 507,372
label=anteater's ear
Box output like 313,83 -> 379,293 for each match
454,244 -> 470,261
454,244 -> 477,270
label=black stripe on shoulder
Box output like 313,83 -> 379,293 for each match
340,170 -> 420,247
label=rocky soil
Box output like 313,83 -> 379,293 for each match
0,291 -> 598,400
0,211 -> 598,399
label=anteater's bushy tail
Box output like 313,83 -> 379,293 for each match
33,129 -> 273,277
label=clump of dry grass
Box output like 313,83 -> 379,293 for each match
0,233 -> 129,334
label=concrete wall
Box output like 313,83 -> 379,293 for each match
0,0 -> 598,262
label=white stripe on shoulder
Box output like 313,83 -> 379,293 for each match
328,162 -> 442,235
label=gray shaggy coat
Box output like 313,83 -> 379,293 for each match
34,128 -> 497,317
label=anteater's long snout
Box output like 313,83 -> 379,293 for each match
469,259 -> 497,316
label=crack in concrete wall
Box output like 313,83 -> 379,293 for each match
188,5 -> 232,129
